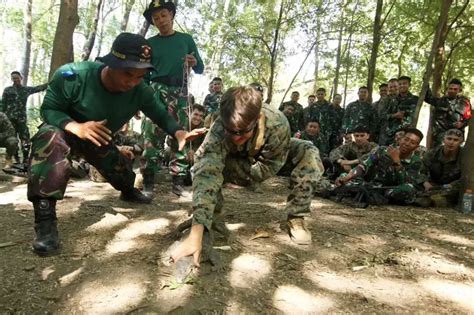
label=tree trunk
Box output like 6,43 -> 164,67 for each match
82,0 -> 103,61
138,20 -> 150,37
21,0 -> 33,85
312,23 -> 321,92
397,42 -> 408,78
366,0 -> 383,102
461,116 -> 474,192
265,0 -> 285,104
333,2 -> 345,97
280,40 -> 318,105
49,0 -> 79,79
120,0 -> 135,32
413,0 -> 453,125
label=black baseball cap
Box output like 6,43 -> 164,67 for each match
101,33 -> 154,70
143,0 -> 176,25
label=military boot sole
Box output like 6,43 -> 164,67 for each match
32,244 -> 61,257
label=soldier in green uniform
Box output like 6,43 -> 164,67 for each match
422,129 -> 463,206
168,104 -> 207,196
425,78 -> 472,148
372,83 -> 388,142
336,128 -> 426,205
342,86 -> 377,136
27,33 -> 203,256
329,126 -> 378,177
331,93 -> 344,149
279,91 -> 304,132
203,77 -> 223,116
303,88 -> 336,148
378,78 -> 399,145
171,86 -> 325,266
281,103 -> 299,134
141,0 -> 204,196
1,71 -> 47,164
0,112 -> 18,168
296,119 -> 329,158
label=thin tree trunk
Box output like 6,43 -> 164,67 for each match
21,0 -> 33,85
312,23 -> 321,92
120,0 -> 135,32
413,0 -> 453,125
397,42 -> 408,78
333,1 -> 345,97
82,0 -> 103,61
342,35 -> 353,108
138,20 -> 150,37
49,0 -> 79,79
461,115 -> 474,193
280,40 -> 318,105
265,0 -> 285,104
366,0 -> 383,102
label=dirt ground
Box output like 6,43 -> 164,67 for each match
0,171 -> 473,314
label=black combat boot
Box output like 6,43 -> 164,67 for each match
120,187 -> 152,204
32,199 -> 60,256
142,173 -> 155,198
172,176 -> 190,197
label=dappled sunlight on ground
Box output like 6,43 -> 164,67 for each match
152,276 -> 194,313
420,278 -> 474,313
65,181 -> 113,201
86,212 -> 129,232
62,270 -> 147,314
273,285 -> 335,313
103,218 -> 170,257
229,253 -> 272,288
425,228 -> 474,247
0,184 -> 29,207
306,270 -> 423,307
58,266 -> 84,287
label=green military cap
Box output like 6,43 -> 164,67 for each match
101,33 -> 154,70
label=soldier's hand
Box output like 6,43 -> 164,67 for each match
342,164 -> 352,172
65,120 -> 112,147
392,111 -> 405,120
335,176 -> 347,187
175,128 -> 208,151
423,181 -> 434,191
171,224 -> 204,267
184,54 -> 197,68
119,146 -> 135,160
386,146 -> 400,163
453,121 -> 463,129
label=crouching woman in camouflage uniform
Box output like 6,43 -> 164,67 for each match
171,86 -> 324,267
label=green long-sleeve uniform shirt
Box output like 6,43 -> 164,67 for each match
41,61 -> 181,136
342,100 -> 377,134
192,104 -> 291,230
147,31 -> 204,84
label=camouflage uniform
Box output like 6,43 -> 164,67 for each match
279,101 -> 304,132
341,100 -> 378,134
378,95 -> 398,145
203,92 -> 223,116
351,146 -> 426,204
303,100 -> 336,147
0,112 -> 18,157
379,93 -> 418,145
299,131 -> 330,158
372,97 -> 386,141
1,83 -> 47,161
425,92 -> 472,148
331,105 -> 345,149
329,141 -> 378,177
114,129 -> 143,155
422,146 -> 463,204
191,104 -> 324,231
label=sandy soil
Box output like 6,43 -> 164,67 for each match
0,173 -> 473,314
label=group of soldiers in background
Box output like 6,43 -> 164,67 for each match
277,76 -> 470,208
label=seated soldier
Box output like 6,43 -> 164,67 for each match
0,111 -> 19,169
394,128 -> 426,157
167,104 -> 207,196
295,119 -> 331,176
335,128 -> 427,206
27,33 -> 203,256
329,126 -> 378,176
422,129 -> 463,207
171,86 -> 324,267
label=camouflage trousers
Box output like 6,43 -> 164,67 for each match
140,82 -> 189,176
27,124 -> 135,201
0,135 -> 18,157
9,116 -> 30,143
212,138 -> 324,218
168,136 -> 190,178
